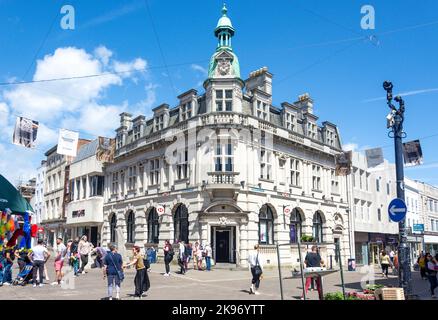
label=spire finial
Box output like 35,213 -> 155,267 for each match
222,3 -> 227,16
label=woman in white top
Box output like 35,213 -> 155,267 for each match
197,243 -> 204,270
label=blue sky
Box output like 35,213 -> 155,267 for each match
1,0 -> 438,186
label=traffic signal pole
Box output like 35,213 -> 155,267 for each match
383,81 -> 412,296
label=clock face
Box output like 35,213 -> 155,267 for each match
218,59 -> 231,75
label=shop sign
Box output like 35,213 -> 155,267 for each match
72,209 -> 85,218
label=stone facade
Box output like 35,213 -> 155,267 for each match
101,5 -> 350,267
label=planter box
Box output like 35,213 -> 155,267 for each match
374,288 -> 405,300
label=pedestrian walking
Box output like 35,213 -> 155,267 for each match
29,239 -> 51,287
78,235 -> 93,274
204,243 -> 212,271
301,245 -> 325,300
418,252 -> 427,280
52,238 -> 66,285
389,249 -> 395,265
247,244 -> 263,295
425,252 -> 438,298
70,237 -> 80,276
193,242 -> 199,270
163,240 -> 173,276
103,244 -> 124,300
124,246 -> 150,299
197,243 -> 204,271
178,241 -> 186,274
380,251 -> 391,278
184,243 -> 192,272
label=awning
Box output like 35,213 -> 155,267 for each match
424,235 -> 438,244
0,174 -> 34,214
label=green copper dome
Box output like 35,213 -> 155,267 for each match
206,4 -> 241,80
215,4 -> 234,33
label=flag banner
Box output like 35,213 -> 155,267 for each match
57,129 -> 79,157
96,137 -> 115,162
12,117 -> 39,148
335,151 -> 352,176
365,147 -> 384,168
403,140 -> 423,167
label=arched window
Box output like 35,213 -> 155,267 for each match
174,205 -> 189,243
147,208 -> 159,244
259,204 -> 274,245
290,208 -> 303,243
312,211 -> 324,243
126,211 -> 135,243
110,214 -> 116,243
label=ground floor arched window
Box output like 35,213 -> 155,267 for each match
110,213 -> 116,243
174,204 -> 189,243
259,204 -> 275,245
312,211 -> 324,243
290,208 -> 303,243
126,211 -> 135,243
148,208 -> 159,243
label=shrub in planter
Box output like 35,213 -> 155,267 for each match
301,235 -> 315,242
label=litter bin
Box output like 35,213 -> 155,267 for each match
348,258 -> 356,271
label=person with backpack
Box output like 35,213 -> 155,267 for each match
123,246 -> 150,299
163,240 -> 173,276
247,244 -> 263,295
425,252 -> 438,298
177,241 -> 186,275
103,244 -> 124,300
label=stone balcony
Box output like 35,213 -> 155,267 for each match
205,171 -> 241,199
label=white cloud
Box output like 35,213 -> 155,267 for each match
113,58 -> 147,79
94,45 -> 113,66
134,83 -> 158,115
0,45 -> 156,183
4,47 -> 122,120
62,102 -> 124,137
191,64 -> 208,76
342,143 -> 358,152
363,87 -> 438,103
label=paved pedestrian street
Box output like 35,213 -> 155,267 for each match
0,258 -> 434,300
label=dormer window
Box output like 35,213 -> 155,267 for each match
256,101 -> 268,120
307,122 -> 317,139
285,112 -> 295,131
133,125 -> 141,140
215,89 -> 233,112
181,102 -> 192,121
326,130 -> 336,146
116,134 -> 123,149
155,114 -> 164,131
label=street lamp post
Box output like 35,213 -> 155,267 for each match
383,81 -> 412,296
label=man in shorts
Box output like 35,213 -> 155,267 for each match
52,238 -> 66,285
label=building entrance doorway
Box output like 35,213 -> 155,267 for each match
212,226 -> 236,263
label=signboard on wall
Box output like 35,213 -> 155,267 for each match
156,205 -> 165,215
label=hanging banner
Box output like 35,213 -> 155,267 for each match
335,151 -> 352,176
403,140 -> 423,167
12,117 -> 39,149
365,147 -> 384,168
57,129 -> 79,157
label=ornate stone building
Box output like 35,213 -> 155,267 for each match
102,5 -> 350,267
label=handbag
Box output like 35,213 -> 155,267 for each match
108,252 -> 124,282
254,253 -> 263,276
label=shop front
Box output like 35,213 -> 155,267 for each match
424,234 -> 438,256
